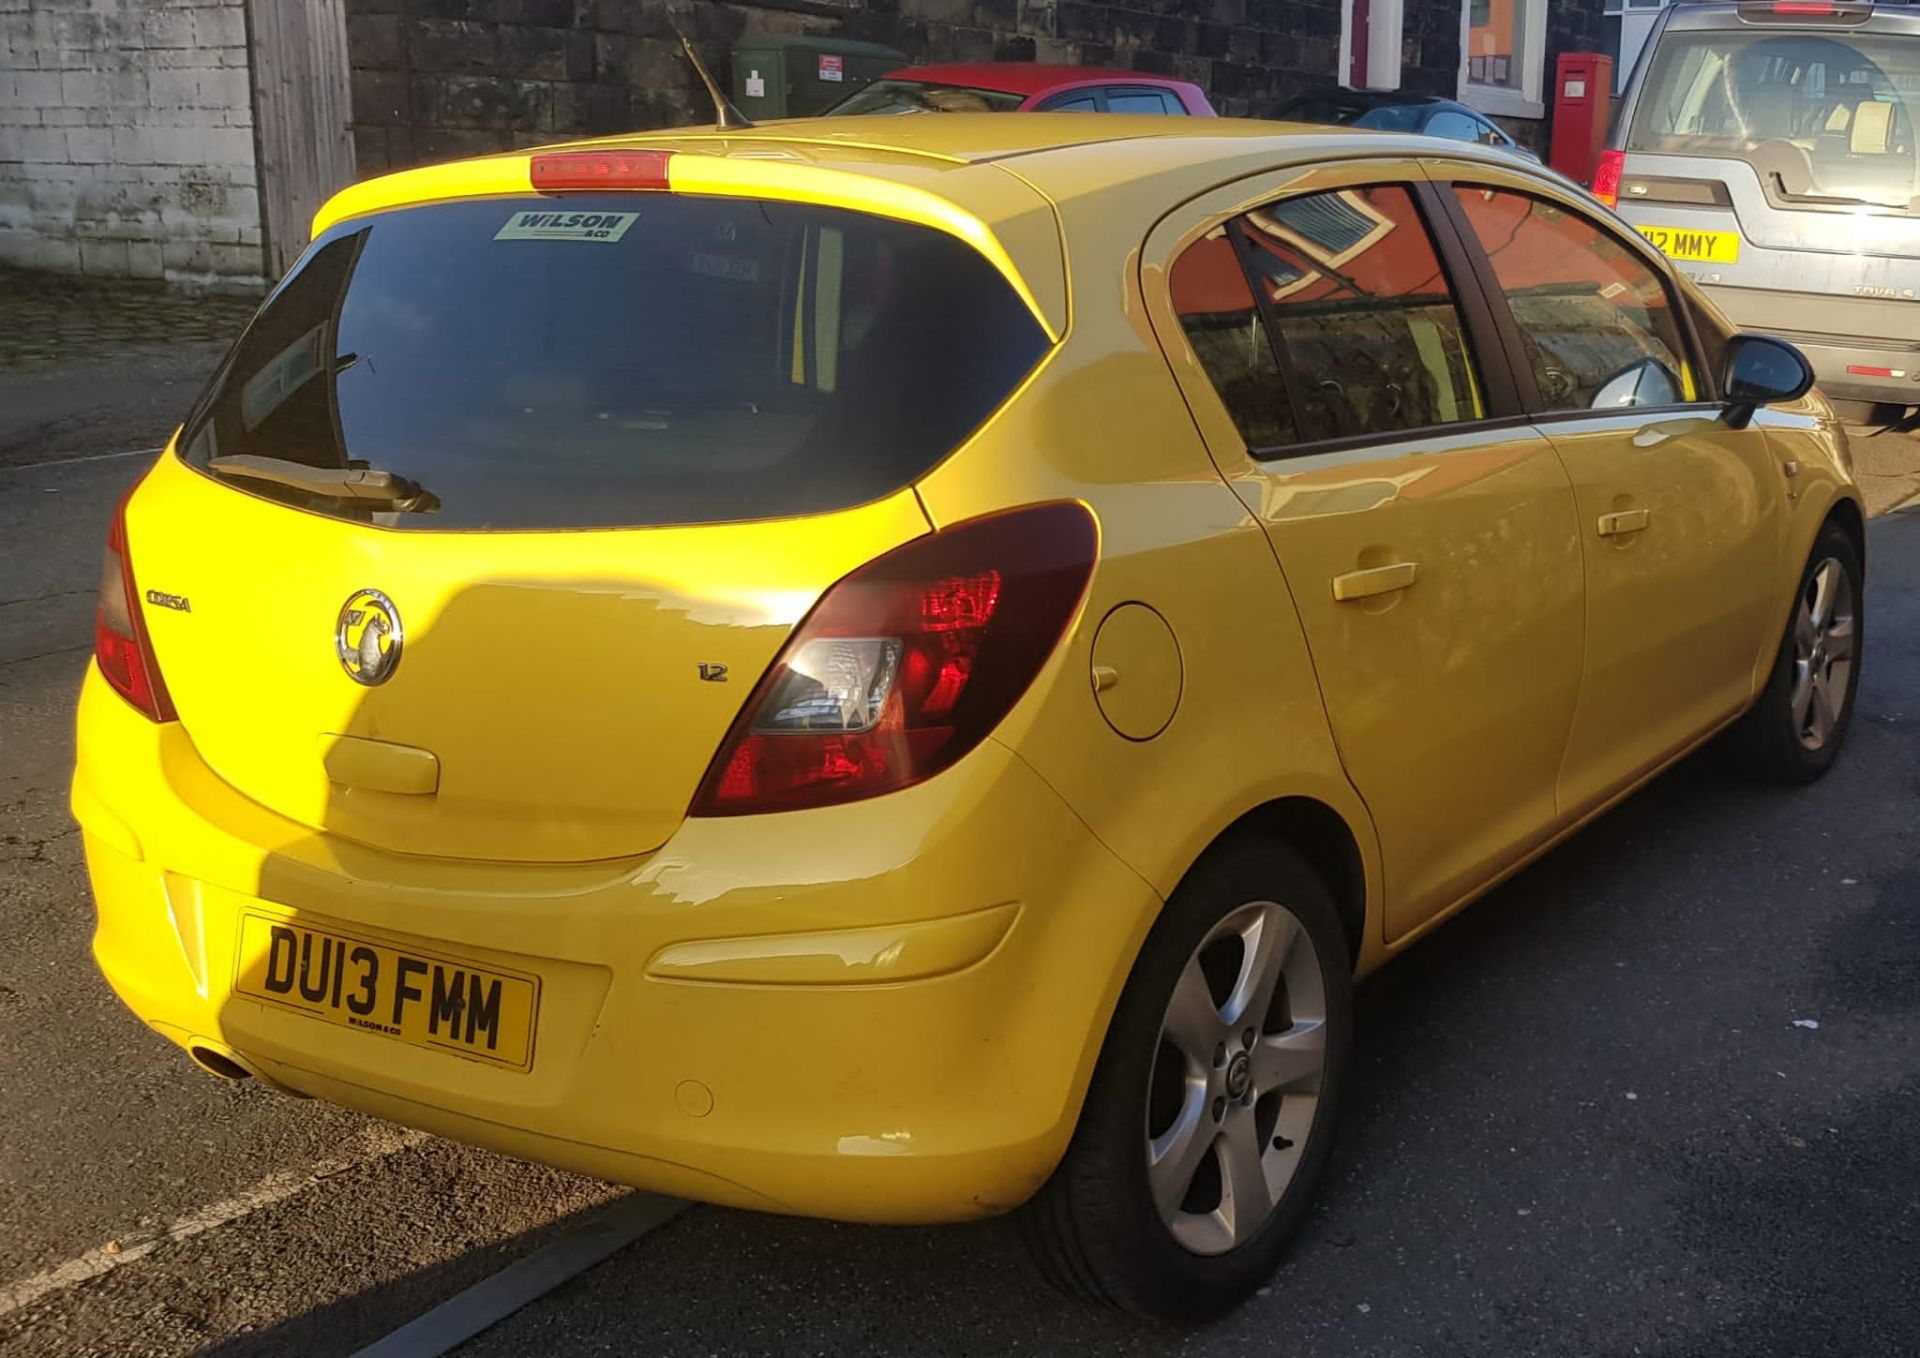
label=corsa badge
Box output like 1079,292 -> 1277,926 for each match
336,588 -> 403,686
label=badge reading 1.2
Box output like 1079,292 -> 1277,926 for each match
494,210 -> 639,243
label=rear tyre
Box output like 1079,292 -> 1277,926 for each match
1023,839 -> 1351,1322
1729,522 -> 1864,784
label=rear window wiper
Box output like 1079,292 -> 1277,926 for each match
208,454 -> 440,512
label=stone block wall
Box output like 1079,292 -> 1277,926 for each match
346,0 -> 1473,178
0,0 -> 267,288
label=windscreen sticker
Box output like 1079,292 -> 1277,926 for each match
495,210 -> 639,243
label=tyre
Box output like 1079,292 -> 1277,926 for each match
1729,522 -> 1864,784
1023,838 -> 1352,1322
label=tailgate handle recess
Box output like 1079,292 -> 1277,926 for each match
319,734 -> 440,796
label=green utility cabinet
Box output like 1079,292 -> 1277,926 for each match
730,34 -> 907,119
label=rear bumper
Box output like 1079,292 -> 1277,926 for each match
1702,287 -> 1920,408
75,666 -> 1160,1223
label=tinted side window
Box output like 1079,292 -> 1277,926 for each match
1040,93 -> 1100,111
1424,110 -> 1484,142
1452,186 -> 1695,411
1171,185 -> 1485,450
1109,88 -> 1178,114
1237,185 -> 1485,444
1170,230 -> 1297,447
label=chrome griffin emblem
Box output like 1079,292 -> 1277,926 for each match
335,588 -> 403,686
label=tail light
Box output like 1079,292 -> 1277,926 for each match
691,502 -> 1097,817
94,486 -> 176,722
1591,149 -> 1626,208
530,149 -> 672,193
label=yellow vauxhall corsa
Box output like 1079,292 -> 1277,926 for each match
76,114 -> 1866,1321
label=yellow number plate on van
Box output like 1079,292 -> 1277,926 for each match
1636,225 -> 1741,264
235,913 -> 539,1070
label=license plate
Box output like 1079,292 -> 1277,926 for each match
1636,225 -> 1741,264
235,912 -> 539,1070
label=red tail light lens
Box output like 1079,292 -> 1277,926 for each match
530,149 -> 672,193
1591,149 -> 1626,208
692,502 -> 1098,816
95,487 -> 176,722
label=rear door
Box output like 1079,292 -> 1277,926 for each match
136,188 -> 1053,863
1145,160 -> 1587,939
1435,166 -> 1785,815
1614,8 -> 1920,381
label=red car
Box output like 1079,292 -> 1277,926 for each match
824,62 -> 1215,117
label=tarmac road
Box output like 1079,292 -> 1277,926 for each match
0,334 -> 1914,1358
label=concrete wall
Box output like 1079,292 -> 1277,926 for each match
0,0 -> 266,288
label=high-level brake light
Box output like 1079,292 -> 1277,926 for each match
529,150 -> 673,193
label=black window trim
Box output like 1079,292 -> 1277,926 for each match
1427,176 -> 1728,427
1195,177 -> 1529,463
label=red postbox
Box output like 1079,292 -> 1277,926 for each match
1549,51 -> 1614,187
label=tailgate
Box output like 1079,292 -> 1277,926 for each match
131,452 -> 929,863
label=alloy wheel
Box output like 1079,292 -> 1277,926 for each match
1790,556 -> 1857,752
1145,899 -> 1327,1256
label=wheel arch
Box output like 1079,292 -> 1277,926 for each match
1202,797 -> 1370,969
1824,494 -> 1867,578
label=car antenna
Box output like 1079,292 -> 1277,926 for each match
668,9 -> 754,130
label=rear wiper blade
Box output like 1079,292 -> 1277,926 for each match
209,454 -> 440,512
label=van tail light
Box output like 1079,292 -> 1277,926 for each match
691,503 -> 1098,817
95,487 -> 176,722
1591,149 -> 1626,208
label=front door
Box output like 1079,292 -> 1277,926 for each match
1147,167 -> 1586,939
1440,174 -> 1784,815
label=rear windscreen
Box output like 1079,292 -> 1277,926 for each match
178,195 -> 1051,530
1627,28 -> 1920,206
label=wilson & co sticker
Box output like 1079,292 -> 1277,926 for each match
495,210 -> 639,243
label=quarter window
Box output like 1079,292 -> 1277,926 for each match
1109,88 -> 1180,114
1451,185 -> 1695,411
1172,184 -> 1484,451
1169,230 -> 1298,447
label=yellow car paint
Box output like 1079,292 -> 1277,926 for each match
77,114 -> 1865,1226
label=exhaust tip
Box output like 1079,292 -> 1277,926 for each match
188,1045 -> 253,1081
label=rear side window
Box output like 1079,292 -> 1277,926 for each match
178,196 -> 1050,530
1170,232 -> 1297,447
1424,110 -> 1486,142
1452,186 -> 1695,410
1172,184 -> 1485,452
1108,89 -> 1180,114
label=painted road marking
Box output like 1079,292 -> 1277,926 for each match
0,446 -> 164,475
0,1124 -> 429,1319
350,1193 -> 689,1358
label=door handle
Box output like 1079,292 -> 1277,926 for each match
1596,508 -> 1651,537
1332,561 -> 1419,602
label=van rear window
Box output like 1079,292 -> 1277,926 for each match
178,195 -> 1050,530
1627,29 -> 1920,206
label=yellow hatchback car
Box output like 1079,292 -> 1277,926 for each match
77,114 -> 1865,1320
